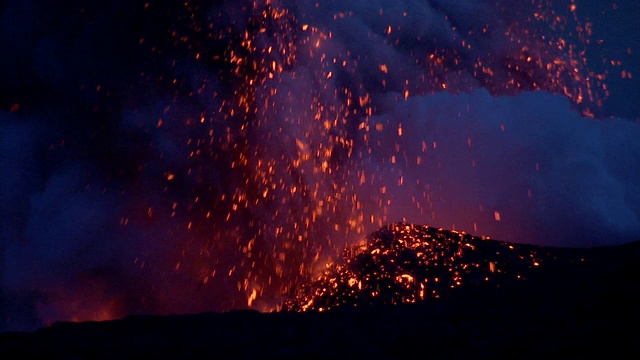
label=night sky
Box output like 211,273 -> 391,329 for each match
1,0 -> 639,332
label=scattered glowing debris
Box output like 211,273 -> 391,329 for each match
119,0 -> 621,314
283,223 -> 546,311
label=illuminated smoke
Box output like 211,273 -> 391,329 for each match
1,0 -> 638,331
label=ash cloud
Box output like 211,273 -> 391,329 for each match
362,89 -> 640,246
1,0 -> 639,332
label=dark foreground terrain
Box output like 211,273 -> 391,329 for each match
2,237 -> 639,359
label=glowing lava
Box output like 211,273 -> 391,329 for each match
162,0 -> 614,310
144,0 -> 620,307
282,223 -> 548,311
5,0 -> 636,332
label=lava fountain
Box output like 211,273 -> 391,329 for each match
1,0 -> 638,331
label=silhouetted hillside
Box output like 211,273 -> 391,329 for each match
2,224 -> 639,359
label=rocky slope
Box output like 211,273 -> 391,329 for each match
2,224 -> 639,359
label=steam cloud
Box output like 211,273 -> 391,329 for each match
1,0 -> 639,331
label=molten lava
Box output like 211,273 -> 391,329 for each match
158,0 -> 614,311
283,223 -> 548,312
5,0 -> 637,332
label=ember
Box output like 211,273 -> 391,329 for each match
283,223 -> 547,311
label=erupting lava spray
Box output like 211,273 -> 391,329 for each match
168,0 -> 611,311
1,0 -> 638,331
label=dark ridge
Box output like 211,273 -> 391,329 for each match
2,224 -> 639,358
282,223 -> 605,311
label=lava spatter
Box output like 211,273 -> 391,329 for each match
283,223 -> 549,312
166,0 -> 616,310
4,0 -> 637,332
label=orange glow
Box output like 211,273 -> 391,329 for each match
125,0 -> 618,316
283,224 -> 546,311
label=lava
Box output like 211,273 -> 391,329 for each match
2,0 -> 638,332
282,223 -> 548,312
159,0 -> 615,310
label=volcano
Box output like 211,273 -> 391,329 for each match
2,223 -> 639,358
3,0 -> 640,336
283,223 -> 572,311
